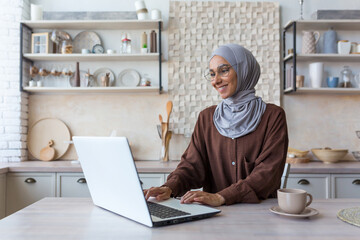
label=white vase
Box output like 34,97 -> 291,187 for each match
309,62 -> 324,88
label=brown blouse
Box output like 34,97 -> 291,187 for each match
163,103 -> 288,205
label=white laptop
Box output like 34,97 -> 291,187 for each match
73,136 -> 221,227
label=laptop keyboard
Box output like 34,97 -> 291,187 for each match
147,202 -> 191,219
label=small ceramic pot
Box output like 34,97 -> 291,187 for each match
326,77 -> 339,88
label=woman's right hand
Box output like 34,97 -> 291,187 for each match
143,186 -> 172,201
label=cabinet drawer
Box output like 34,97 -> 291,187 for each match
0,174 -> 6,219
56,173 -> 90,198
332,174 -> 360,198
287,174 -> 330,199
6,172 -> 55,216
139,174 -> 165,190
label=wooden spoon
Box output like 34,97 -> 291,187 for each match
39,140 -> 56,161
166,101 -> 173,126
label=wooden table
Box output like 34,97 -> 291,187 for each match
0,198 -> 359,240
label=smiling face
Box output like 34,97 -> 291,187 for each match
209,55 -> 238,99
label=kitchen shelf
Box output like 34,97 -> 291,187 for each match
21,20 -> 162,30
23,53 -> 161,62
286,87 -> 360,94
20,19 -> 163,93
284,53 -> 360,63
23,86 -> 159,94
284,20 -> 360,31
283,20 -> 360,94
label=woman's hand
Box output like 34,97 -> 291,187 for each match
180,191 -> 225,207
143,186 -> 172,201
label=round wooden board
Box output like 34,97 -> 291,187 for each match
28,118 -> 71,160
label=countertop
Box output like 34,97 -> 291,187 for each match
1,160 -> 360,174
0,197 -> 359,239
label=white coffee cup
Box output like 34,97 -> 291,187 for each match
309,62 -> 324,88
277,188 -> 313,214
81,49 -> 90,54
107,49 -> 115,54
29,80 -> 36,87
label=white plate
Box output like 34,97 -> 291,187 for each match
73,31 -> 101,53
117,69 -> 140,87
269,206 -> 319,218
93,68 -> 115,86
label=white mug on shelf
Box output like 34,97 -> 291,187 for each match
309,62 -> 324,88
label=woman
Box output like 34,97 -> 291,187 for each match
144,44 -> 288,206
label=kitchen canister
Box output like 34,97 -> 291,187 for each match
323,28 -> 337,54
151,9 -> 162,20
301,31 -> 320,54
309,62 -> 324,88
150,30 -> 157,53
30,4 -> 43,21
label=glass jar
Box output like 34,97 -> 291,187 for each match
140,74 -> 151,86
61,40 -> 73,54
340,66 -> 352,88
121,38 -> 132,54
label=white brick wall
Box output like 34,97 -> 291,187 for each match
0,0 -> 29,162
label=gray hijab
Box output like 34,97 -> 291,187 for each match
211,44 -> 266,138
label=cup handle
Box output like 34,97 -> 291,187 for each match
314,31 -> 320,45
305,193 -> 313,207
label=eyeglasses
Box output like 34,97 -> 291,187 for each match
203,64 -> 234,82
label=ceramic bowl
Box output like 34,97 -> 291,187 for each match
311,148 -> 348,164
288,147 -> 309,158
352,151 -> 360,161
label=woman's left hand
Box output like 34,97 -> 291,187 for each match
180,190 -> 225,207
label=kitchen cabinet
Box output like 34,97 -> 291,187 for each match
283,20 -> 360,93
56,173 -> 90,198
6,172 -> 56,216
331,174 -> 360,198
139,173 -> 165,190
20,20 -> 163,94
286,174 -> 331,199
0,174 -> 6,219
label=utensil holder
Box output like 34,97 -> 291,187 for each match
160,131 -> 172,162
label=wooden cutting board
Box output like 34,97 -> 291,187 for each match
28,118 -> 71,161
39,140 -> 56,161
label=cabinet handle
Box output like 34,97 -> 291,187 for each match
352,179 -> 360,185
297,179 -> 310,185
77,178 -> 87,184
24,178 -> 36,183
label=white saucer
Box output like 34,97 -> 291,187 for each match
270,206 -> 319,218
